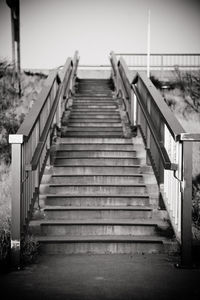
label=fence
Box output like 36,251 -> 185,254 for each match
115,53 -> 200,71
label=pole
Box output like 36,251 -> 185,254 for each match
6,0 -> 21,96
147,9 -> 151,78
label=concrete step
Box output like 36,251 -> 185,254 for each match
51,165 -> 141,175
64,127 -> 123,132
46,183 -> 146,195
69,111 -> 120,115
51,174 -> 143,184
73,100 -> 116,104
75,94 -> 112,97
54,157 -> 140,166
72,105 -> 118,109
44,194 -> 150,207
57,143 -> 134,151
55,150 -> 136,158
36,235 -> 175,255
68,118 -> 121,123
62,132 -> 124,137
43,206 -> 152,220
59,137 -> 132,144
29,219 -> 165,236
73,95 -> 117,103
70,109 -> 119,113
66,123 -> 122,127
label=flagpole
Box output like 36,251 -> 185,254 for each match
147,9 -> 150,78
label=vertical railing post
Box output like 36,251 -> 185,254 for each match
9,134 -> 23,269
180,141 -> 193,267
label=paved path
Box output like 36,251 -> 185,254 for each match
1,254 -> 200,300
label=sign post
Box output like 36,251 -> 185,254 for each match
6,0 -> 21,96
147,9 -> 151,78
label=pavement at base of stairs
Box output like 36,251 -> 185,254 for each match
1,253 -> 200,300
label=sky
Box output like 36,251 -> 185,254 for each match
0,0 -> 200,69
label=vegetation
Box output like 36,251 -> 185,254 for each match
153,69 -> 200,232
0,60 -> 46,268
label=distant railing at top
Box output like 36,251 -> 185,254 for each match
115,53 -> 200,71
9,51 -> 79,267
110,51 -> 200,268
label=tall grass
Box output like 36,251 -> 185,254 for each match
0,59 -> 47,265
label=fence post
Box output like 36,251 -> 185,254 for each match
180,141 -> 193,267
9,134 -> 23,269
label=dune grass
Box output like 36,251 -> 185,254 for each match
0,60 -> 47,265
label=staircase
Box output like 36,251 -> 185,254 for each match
30,78 -> 177,254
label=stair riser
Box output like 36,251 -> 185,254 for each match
39,242 -> 164,255
55,151 -> 136,158
75,94 -> 112,97
51,175 -> 142,185
71,108 -> 118,111
68,119 -> 121,122
44,210 -> 152,220
44,197 -> 150,207
62,132 -> 124,137
72,105 -> 117,109
52,166 -> 141,175
47,185 -> 146,195
73,101 -> 116,104
54,158 -> 140,166
58,144 -> 134,151
69,109 -> 119,113
60,138 -> 132,144
39,224 -> 156,236
64,127 -> 123,132
66,123 -> 122,127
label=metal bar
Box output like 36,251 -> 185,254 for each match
180,141 -> 193,267
132,85 -> 176,170
30,84 -> 62,170
133,73 -> 185,141
9,134 -> 23,269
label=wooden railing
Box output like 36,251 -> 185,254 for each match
115,53 -> 200,71
110,51 -> 200,267
9,51 -> 79,267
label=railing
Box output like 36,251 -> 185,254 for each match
9,51 -> 79,267
110,51 -> 200,267
115,53 -> 200,71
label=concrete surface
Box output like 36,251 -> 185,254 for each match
1,254 -> 200,300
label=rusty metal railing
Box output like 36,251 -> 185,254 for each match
110,51 -> 200,267
9,51 -> 79,268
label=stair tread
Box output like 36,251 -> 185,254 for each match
54,165 -> 141,168
44,206 -> 152,211
30,218 -> 165,226
45,194 -> 149,198
56,150 -> 136,152
55,157 -> 138,160
51,174 -> 142,177
36,235 -> 170,243
48,183 -> 146,187
59,138 -> 133,143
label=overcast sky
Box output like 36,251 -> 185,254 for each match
0,0 -> 200,68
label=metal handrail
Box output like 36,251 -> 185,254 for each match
115,53 -> 200,56
110,50 -> 200,268
17,69 -> 59,138
131,84 -> 177,171
132,72 -> 185,141
9,51 -> 79,268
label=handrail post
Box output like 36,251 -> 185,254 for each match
179,141 -> 193,267
9,134 -> 23,269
